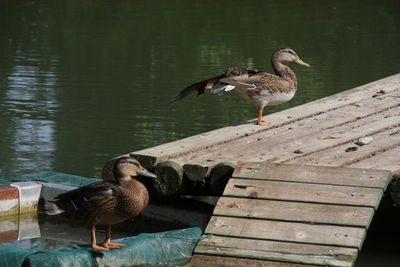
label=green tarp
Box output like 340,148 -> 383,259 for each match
0,227 -> 203,267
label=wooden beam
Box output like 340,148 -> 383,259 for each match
154,160 -> 183,196
208,162 -> 236,195
183,162 -> 211,182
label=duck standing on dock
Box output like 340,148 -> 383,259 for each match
45,156 -> 157,251
172,48 -> 310,126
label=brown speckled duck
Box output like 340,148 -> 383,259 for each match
45,156 -> 157,251
173,48 -> 310,126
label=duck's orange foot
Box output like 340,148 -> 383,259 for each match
104,241 -> 127,249
92,244 -> 110,251
257,121 -> 273,127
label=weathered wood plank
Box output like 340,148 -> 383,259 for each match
233,162 -> 391,190
191,254 -> 317,267
130,74 -> 400,168
349,145 -> 400,172
195,235 -> 357,267
224,178 -> 383,208
205,216 -> 366,248
214,197 -> 374,228
289,127 -> 400,172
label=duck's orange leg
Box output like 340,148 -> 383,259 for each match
257,108 -> 272,126
91,226 -> 109,251
103,225 -> 126,249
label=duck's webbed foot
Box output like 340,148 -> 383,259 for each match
257,121 -> 272,126
102,225 -> 127,249
256,109 -> 273,126
103,240 -> 127,249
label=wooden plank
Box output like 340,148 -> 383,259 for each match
214,197 -> 374,228
130,74 -> 400,167
195,235 -> 357,267
289,127 -> 400,172
191,254 -> 317,267
349,145 -> 400,173
233,162 -> 391,190
224,178 -> 383,208
205,216 -> 366,249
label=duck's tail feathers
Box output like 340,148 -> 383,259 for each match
170,75 -> 225,106
44,201 -> 65,215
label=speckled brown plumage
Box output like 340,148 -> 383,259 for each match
172,48 -> 310,126
54,179 -> 149,226
45,156 -> 157,251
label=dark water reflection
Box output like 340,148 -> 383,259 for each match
1,0 -> 399,178
0,0 -> 400,264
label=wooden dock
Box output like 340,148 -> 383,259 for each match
103,73 -> 400,266
104,73 -> 400,196
191,162 -> 391,267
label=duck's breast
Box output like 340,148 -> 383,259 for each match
262,90 -> 296,106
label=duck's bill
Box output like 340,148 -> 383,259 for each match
138,168 -> 157,179
294,57 -> 310,67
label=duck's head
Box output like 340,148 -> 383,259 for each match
113,156 -> 157,182
272,48 -> 310,68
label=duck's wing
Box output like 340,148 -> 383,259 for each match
171,75 -> 221,104
232,72 -> 291,95
56,181 -> 118,212
216,67 -> 262,91
171,67 -> 265,104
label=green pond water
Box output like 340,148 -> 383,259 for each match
1,0 -> 400,265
